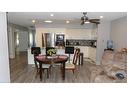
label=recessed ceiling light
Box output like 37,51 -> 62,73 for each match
66,20 -> 70,24
100,16 -> 103,18
50,14 -> 54,17
44,20 -> 53,23
32,20 -> 36,23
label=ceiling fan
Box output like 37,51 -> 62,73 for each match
81,12 -> 100,25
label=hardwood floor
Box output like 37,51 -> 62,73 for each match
9,52 -> 94,83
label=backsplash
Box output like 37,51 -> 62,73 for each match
66,39 -> 97,47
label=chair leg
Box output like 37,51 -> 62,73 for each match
35,68 -> 39,78
42,69 -> 44,72
47,69 -> 49,78
49,66 -> 51,75
35,71 -> 38,78
72,70 -> 75,74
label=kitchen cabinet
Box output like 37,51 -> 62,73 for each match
88,47 -> 96,63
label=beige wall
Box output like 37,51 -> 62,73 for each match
111,16 -> 127,51
96,21 -> 111,64
35,28 -> 94,47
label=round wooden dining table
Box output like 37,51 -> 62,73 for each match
35,55 -> 68,81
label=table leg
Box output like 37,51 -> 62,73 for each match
62,62 -> 65,80
39,62 -> 42,81
81,53 -> 83,65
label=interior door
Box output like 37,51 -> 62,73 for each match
18,31 -> 28,52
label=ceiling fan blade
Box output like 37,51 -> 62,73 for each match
89,19 -> 100,24
89,20 -> 100,24
95,22 -> 100,24
89,19 -> 100,22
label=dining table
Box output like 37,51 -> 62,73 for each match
35,55 -> 68,81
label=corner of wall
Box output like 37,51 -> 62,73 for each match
96,21 -> 111,63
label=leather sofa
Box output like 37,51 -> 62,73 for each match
88,50 -> 127,83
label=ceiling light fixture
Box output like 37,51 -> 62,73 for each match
100,16 -> 103,18
66,20 -> 70,24
32,20 -> 36,23
44,20 -> 53,23
50,14 -> 54,17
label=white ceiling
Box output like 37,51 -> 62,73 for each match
8,12 -> 127,27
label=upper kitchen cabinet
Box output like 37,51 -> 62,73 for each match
65,29 -> 92,40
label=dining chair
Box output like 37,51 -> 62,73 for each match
31,47 -> 51,78
65,48 -> 80,74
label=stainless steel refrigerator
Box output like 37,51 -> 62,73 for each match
42,33 -> 55,47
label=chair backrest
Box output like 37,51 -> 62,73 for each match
102,50 -> 114,61
72,48 -> 80,65
65,47 -> 74,54
31,47 -> 41,70
31,47 -> 41,56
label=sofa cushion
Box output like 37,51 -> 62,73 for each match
114,52 -> 127,62
106,67 -> 119,79
102,64 -> 113,73
112,61 -> 126,70
101,60 -> 113,65
94,75 -> 116,83
102,50 -> 114,60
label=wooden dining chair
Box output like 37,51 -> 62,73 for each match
65,48 -> 80,74
31,47 -> 51,78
